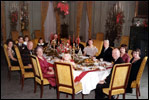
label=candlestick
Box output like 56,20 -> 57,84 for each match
72,43 -> 75,60
69,35 -> 71,45
73,34 -> 74,43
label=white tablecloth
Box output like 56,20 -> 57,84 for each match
73,68 -> 111,94
43,54 -> 112,94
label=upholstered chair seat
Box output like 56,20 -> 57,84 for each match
102,63 -> 132,99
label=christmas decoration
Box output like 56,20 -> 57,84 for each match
55,1 -> 69,18
9,10 -> 18,31
20,1 -> 29,32
105,3 -> 125,46
9,2 -> 18,31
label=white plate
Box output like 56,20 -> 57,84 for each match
80,56 -> 89,59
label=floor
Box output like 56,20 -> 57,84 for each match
1,46 -> 148,99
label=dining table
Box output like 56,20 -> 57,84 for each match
43,53 -> 113,94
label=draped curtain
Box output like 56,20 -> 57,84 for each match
76,1 -> 84,38
85,11 -> 89,41
44,1 -> 56,42
1,1 -> 6,43
53,1 -> 61,36
41,1 -> 49,40
86,1 -> 93,39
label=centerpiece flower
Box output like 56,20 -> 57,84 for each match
9,10 -> 18,31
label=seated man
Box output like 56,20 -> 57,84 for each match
96,40 -> 113,62
21,41 -> 34,71
51,34 -> 61,49
16,36 -> 26,53
95,48 -> 124,99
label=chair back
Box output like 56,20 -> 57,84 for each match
120,36 -> 129,46
34,30 -> 42,39
3,44 -> 11,67
14,45 -> 25,74
23,30 -> 31,39
136,56 -> 148,84
128,50 -> 132,59
31,39 -> 38,49
11,31 -> 19,41
55,62 -> 74,89
31,55 -> 44,80
93,40 -> 103,56
96,32 -> 104,41
80,42 -> 86,47
109,63 -> 132,90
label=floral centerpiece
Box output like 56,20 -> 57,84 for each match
56,1 -> 69,18
105,3 -> 125,46
20,1 -> 29,32
9,10 -> 18,31
57,41 -> 71,53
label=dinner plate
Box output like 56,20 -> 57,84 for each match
79,56 -> 89,59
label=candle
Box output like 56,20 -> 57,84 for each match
69,35 -> 71,45
77,37 -> 79,45
73,34 -> 74,43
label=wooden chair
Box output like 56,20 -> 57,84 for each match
128,50 -> 133,59
22,30 -> 31,39
31,55 -> 51,98
131,56 -> 148,99
102,63 -> 132,99
93,40 -> 103,56
96,32 -> 104,41
31,38 -> 38,49
80,42 -> 86,48
11,31 -> 19,41
3,44 -> 20,81
14,45 -> 34,90
34,30 -> 42,39
120,36 -> 129,47
54,62 -> 84,99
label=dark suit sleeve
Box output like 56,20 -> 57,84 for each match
79,43 -> 84,53
96,46 -> 104,59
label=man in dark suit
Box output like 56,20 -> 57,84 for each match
96,40 -> 113,62
21,41 -> 34,71
74,37 -> 84,54
16,36 -> 26,53
95,48 -> 124,99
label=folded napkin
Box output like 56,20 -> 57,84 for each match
74,69 -> 99,82
106,66 -> 112,69
48,63 -> 54,67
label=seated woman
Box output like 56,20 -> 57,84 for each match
36,46 -> 56,87
6,39 -> 19,66
126,48 -> 143,93
120,44 -> 130,63
37,38 -> 46,48
83,39 -> 98,57
23,35 -> 29,46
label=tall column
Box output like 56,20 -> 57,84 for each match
41,1 -> 49,40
